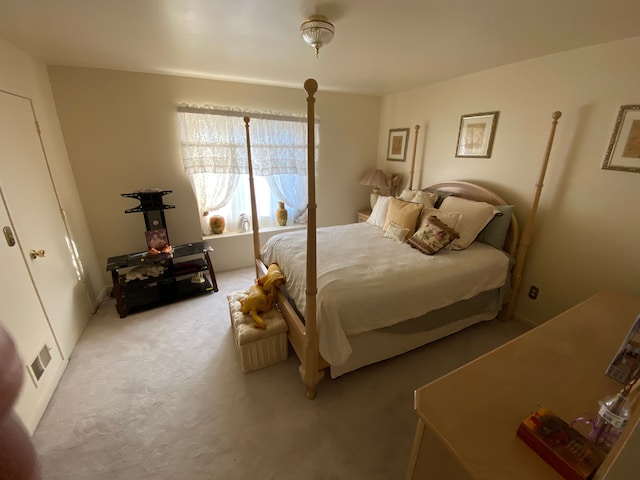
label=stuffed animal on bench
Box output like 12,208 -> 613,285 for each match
240,263 -> 285,329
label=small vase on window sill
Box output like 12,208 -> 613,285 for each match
276,202 -> 288,226
201,211 -> 210,235
209,214 -> 225,234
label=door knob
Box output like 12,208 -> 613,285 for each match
29,249 -> 45,259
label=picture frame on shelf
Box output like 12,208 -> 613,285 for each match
145,228 -> 169,251
455,111 -> 499,158
602,104 -> 640,173
606,313 -> 640,384
387,128 -> 410,161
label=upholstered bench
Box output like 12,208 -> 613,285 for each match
227,291 -> 289,373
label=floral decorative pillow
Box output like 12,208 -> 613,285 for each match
407,215 -> 460,255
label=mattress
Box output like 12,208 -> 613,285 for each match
261,222 -> 511,366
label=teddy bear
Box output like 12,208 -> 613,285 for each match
240,263 -> 285,329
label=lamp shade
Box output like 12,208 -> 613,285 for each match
360,169 -> 388,189
360,169 -> 388,209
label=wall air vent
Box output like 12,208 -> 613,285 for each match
28,344 -> 53,384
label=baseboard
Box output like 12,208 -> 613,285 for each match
513,313 -> 538,329
26,357 -> 69,435
94,286 -> 112,312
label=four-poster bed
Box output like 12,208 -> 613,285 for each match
242,78 -> 561,399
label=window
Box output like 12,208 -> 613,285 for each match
177,105 -> 318,233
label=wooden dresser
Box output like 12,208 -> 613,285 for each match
406,290 -> 640,480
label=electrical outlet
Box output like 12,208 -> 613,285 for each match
528,286 -> 539,300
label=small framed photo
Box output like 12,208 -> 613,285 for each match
602,104 -> 640,173
387,128 -> 410,161
455,111 -> 499,158
606,313 -> 640,385
145,228 -> 169,251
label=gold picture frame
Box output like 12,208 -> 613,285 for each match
602,104 -> 640,173
387,128 -> 410,161
455,111 -> 499,158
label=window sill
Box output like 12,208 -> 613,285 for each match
202,224 -> 305,240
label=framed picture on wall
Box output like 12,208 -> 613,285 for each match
455,111 -> 499,158
387,128 -> 410,161
602,104 -> 640,173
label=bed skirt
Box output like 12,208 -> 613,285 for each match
329,289 -> 502,378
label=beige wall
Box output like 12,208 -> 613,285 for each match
47,67 -> 380,277
41,38 -> 640,323
0,38 -> 102,304
378,37 -> 640,325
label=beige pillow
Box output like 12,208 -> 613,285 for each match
418,207 -> 461,231
439,196 -> 499,250
398,189 -> 437,210
383,197 -> 423,233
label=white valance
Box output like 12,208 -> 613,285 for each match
177,105 -> 317,176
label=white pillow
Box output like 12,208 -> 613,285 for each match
367,196 -> 391,228
438,196 -> 499,250
398,189 -> 437,210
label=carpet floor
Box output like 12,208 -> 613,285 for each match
32,267 -> 529,479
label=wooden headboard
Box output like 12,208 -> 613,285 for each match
424,180 -> 520,258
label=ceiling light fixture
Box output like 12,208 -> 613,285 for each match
300,15 -> 335,58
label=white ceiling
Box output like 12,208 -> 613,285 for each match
1,0 -> 639,96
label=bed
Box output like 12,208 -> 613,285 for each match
243,79 -> 562,398
261,208 -> 513,372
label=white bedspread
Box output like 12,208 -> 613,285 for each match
261,222 -> 510,366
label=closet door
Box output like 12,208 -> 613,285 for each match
0,91 -> 90,359
0,191 -> 63,433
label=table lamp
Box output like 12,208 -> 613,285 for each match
360,169 -> 388,209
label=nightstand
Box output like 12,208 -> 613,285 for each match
357,208 -> 371,223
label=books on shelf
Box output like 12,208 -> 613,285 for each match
516,407 -> 607,480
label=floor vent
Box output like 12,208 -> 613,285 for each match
29,345 -> 52,383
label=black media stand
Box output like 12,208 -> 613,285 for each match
106,189 -> 218,318
106,241 -> 218,318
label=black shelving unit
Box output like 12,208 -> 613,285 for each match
106,242 -> 218,318
105,190 -> 218,317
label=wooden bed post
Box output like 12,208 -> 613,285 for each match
243,116 -> 261,280
409,125 -> 420,190
301,78 -> 324,399
504,111 -> 562,321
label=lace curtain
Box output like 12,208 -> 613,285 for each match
177,105 -> 317,224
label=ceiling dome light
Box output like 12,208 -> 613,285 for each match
300,15 -> 335,58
